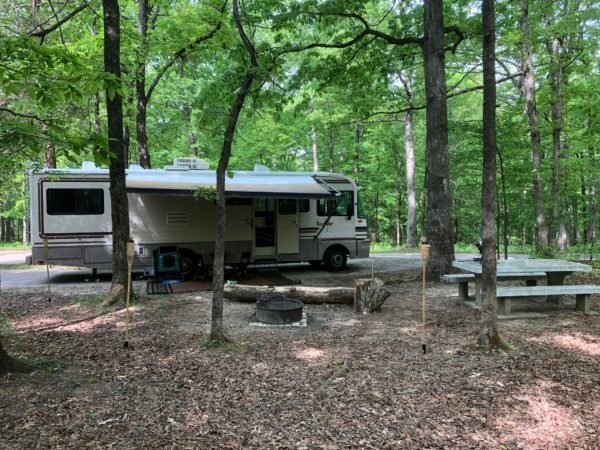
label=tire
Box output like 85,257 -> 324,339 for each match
323,248 -> 347,271
179,249 -> 199,281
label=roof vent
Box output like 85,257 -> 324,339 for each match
254,164 -> 271,172
173,157 -> 209,170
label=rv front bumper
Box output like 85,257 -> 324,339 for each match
357,239 -> 370,258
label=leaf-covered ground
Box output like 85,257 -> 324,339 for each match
1,272 -> 599,449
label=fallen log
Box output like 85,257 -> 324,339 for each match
223,284 -> 354,304
354,277 -> 390,313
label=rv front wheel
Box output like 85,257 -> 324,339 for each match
323,248 -> 347,271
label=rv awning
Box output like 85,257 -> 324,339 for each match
126,171 -> 340,199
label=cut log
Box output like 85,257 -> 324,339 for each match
354,278 -> 390,313
223,284 -> 354,304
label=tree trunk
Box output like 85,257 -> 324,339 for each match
423,0 -> 454,279
392,137 -> 404,247
353,123 -> 362,185
327,128 -> 335,172
520,0 -> 548,252
224,284 -> 354,304
43,123 -> 56,168
402,73 -> 418,248
546,29 -> 565,248
211,0 -> 257,343
103,0 -> 131,306
0,339 -> 30,375
178,58 -> 200,157
588,186 -> 597,245
478,0 -> 504,350
136,0 -> 151,169
354,278 -> 390,313
311,125 -> 319,172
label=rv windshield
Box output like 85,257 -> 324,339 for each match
357,191 -> 367,219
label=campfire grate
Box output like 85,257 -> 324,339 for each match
256,293 -> 304,324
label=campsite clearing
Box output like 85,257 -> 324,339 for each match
1,269 -> 599,449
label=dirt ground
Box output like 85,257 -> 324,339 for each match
1,269 -> 599,449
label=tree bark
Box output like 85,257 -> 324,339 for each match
0,339 -> 30,375
211,0 -> 257,343
401,72 -> 418,248
423,0 -> 454,279
520,0 -> 548,252
224,284 -> 354,304
103,0 -> 131,306
354,278 -> 390,313
478,0 -> 503,350
136,0 -> 151,169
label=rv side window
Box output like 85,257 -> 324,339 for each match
278,199 -> 296,215
46,188 -> 104,215
317,192 -> 353,217
357,191 -> 367,219
226,197 -> 252,206
298,199 -> 310,213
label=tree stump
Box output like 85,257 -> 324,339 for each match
354,278 -> 390,313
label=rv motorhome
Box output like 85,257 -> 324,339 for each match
29,158 -> 370,278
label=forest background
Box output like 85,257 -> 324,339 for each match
0,0 -> 598,258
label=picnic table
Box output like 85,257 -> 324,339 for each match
452,258 -> 593,306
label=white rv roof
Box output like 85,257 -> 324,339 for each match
126,170 -> 344,199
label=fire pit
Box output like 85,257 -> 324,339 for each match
256,293 -> 304,324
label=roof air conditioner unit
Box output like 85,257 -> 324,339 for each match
173,157 -> 209,170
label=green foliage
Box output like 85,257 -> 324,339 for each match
0,0 -> 598,250
194,186 -> 217,203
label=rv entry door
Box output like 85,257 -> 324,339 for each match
277,199 -> 299,254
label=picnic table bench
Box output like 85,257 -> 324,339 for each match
450,258 -> 595,316
496,285 -> 600,315
443,272 -> 546,301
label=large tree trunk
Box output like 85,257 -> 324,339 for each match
402,72 -> 418,248
0,339 -> 30,375
520,0 -> 548,252
103,0 -> 131,306
136,0 -> 151,169
211,0 -> 257,343
224,284 -> 354,304
478,0 -> 503,350
423,0 -> 454,279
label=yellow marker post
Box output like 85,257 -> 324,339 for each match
420,241 -> 431,354
124,239 -> 135,349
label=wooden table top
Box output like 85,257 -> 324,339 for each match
452,258 -> 592,275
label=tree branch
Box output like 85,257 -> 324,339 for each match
29,1 -> 89,38
146,1 -> 227,100
0,107 -> 54,125
336,73 -> 523,126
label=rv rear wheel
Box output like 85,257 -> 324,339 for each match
179,249 -> 200,281
323,248 -> 347,271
